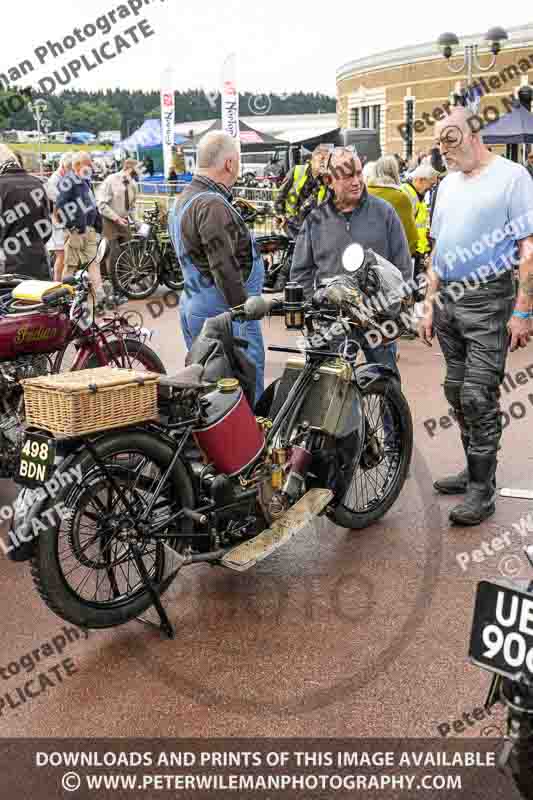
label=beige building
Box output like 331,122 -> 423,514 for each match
336,23 -> 533,157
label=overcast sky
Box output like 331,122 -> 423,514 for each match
1,1 -> 531,98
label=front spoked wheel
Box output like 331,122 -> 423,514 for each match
111,241 -> 159,300
333,379 -> 413,530
31,431 -> 195,629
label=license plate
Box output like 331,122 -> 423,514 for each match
16,431 -> 56,487
469,579 -> 533,680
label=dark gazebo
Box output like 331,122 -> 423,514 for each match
482,103 -> 533,145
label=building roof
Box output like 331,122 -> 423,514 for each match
174,113 -> 338,141
190,118 -> 288,145
337,23 -> 533,80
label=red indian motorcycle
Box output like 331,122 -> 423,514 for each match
0,248 -> 165,481
18,244 -> 415,634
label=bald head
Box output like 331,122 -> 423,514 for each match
435,106 -> 491,175
435,106 -> 483,141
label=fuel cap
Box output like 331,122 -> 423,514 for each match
217,378 -> 240,392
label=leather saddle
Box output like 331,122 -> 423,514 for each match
159,364 -> 207,390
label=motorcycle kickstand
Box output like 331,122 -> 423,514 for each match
129,541 -> 175,639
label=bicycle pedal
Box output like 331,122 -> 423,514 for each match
220,488 -> 333,572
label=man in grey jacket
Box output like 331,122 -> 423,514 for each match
291,147 -> 412,375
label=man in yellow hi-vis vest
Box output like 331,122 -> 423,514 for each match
401,159 -> 438,300
272,145 -> 330,290
275,145 -> 330,231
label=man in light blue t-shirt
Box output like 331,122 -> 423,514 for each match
419,107 -> 533,526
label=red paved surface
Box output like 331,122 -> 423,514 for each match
1,290 -> 532,747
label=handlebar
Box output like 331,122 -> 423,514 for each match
231,296 -> 282,321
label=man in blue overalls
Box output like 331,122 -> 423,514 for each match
169,131 -> 265,404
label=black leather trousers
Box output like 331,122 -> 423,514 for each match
433,272 -> 515,458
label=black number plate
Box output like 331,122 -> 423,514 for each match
469,580 -> 533,680
16,431 -> 56,487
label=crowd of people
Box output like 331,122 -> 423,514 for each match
2,114 -> 533,531
171,119 -> 533,528
0,144 -> 142,307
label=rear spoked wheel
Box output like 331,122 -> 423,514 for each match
31,431 -> 194,629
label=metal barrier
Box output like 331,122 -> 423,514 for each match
90,179 -> 280,229
137,180 -> 190,196
233,185 -> 278,209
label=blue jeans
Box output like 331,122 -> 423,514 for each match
361,342 -> 399,444
362,341 -> 400,381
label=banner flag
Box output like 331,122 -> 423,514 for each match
160,67 -> 175,179
221,53 -> 240,171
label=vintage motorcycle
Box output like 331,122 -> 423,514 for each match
469,553 -> 533,799
232,198 -> 294,294
0,240 -> 165,482
110,204 -> 184,300
18,243 -> 414,634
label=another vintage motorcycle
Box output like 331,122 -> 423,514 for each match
18,243 -> 414,634
232,198 -> 294,293
0,241 -> 165,482
110,204 -> 184,300
469,555 -> 533,799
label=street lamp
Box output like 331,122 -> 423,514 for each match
437,27 -> 508,112
28,99 -> 48,176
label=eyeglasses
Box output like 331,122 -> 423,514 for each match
437,126 -> 464,150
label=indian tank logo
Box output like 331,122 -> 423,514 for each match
15,326 -> 56,345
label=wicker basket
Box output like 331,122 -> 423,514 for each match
21,367 -> 160,437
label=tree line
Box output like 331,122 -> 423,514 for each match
0,88 -> 336,135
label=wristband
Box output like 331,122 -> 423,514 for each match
512,310 -> 531,319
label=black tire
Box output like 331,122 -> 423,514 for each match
30,430 -> 195,629
162,256 -> 184,292
80,338 -> 166,375
333,378 -> 413,530
111,241 -> 159,300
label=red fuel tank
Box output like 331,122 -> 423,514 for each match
0,309 -> 70,359
193,379 -> 265,476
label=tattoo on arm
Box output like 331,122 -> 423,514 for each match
519,274 -> 533,298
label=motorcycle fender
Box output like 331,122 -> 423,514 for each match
355,363 -> 398,391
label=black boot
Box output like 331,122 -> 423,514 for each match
449,454 -> 497,526
434,435 -> 470,495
